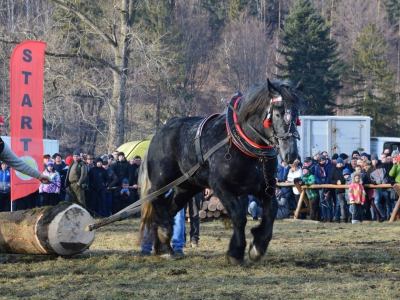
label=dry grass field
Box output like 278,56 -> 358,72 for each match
1,217 -> 400,300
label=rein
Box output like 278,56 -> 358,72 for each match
86,134 -> 230,231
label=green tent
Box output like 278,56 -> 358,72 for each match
117,140 -> 150,159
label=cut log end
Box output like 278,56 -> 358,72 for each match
48,204 -> 95,256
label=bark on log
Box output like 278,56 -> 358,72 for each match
0,203 -> 95,256
199,210 -> 207,219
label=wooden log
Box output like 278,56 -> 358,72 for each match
201,201 -> 209,211
222,209 -> 228,214
0,204 -> 95,256
213,210 -> 221,218
206,211 -> 214,218
199,210 -> 207,219
209,196 -> 219,204
217,202 -> 225,211
208,202 -> 217,212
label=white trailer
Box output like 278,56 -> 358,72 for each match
297,116 -> 371,159
1,136 -> 59,157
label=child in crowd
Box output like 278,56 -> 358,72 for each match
348,171 -> 366,223
300,165 -> 319,220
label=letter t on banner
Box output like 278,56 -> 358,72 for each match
10,41 -> 46,201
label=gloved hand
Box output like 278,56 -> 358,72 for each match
293,177 -> 302,183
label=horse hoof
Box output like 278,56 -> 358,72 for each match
249,245 -> 262,262
226,254 -> 245,266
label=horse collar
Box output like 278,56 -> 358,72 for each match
225,97 -> 278,159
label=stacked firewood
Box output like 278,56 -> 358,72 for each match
197,196 -> 229,219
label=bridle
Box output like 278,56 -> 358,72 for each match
263,97 -> 301,142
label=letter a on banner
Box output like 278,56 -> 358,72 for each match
10,41 -> 46,201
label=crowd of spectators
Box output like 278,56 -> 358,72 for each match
0,149 -> 142,217
276,149 -> 400,223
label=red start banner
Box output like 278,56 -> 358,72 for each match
10,41 -> 46,201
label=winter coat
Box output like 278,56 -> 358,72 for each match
287,168 -> 302,195
111,158 -> 133,185
301,173 -> 318,199
314,160 -> 332,184
348,172 -> 366,205
39,170 -> 61,194
105,168 -> 118,192
88,166 -> 108,192
276,189 -> 290,219
0,168 -> 11,193
389,163 -> 400,183
330,165 -> 346,194
53,161 -> 68,187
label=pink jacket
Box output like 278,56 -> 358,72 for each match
348,182 -> 366,205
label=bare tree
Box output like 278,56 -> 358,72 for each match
218,17 -> 276,91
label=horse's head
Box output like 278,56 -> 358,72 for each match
238,79 -> 302,164
266,79 -> 302,163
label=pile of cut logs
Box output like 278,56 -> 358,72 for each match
187,196 -> 228,219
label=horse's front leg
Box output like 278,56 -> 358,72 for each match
249,180 -> 278,261
213,186 -> 247,265
151,196 -> 174,256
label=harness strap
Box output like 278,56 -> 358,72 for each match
86,135 -> 231,231
195,114 -> 220,165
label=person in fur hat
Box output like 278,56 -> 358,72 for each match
348,172 -> 366,224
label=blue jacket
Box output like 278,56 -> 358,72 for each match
314,160 -> 332,184
0,168 -> 11,193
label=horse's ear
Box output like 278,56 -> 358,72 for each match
267,78 -> 280,97
295,81 -> 303,92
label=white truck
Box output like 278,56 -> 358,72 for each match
297,116 -> 400,159
1,136 -> 59,157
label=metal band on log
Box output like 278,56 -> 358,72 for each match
0,204 -> 95,255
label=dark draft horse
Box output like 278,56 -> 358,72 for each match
139,79 -> 302,265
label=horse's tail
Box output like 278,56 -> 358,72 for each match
138,149 -> 154,245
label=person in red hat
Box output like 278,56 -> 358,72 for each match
0,115 -> 50,184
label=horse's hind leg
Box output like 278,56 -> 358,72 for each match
213,185 -> 247,265
249,183 -> 278,261
152,188 -> 195,256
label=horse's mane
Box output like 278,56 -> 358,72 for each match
238,81 -> 303,123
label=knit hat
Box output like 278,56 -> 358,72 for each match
392,150 -> 399,158
360,152 -> 368,158
118,151 -> 125,157
332,153 -> 339,160
122,178 -> 129,184
304,157 -> 312,162
342,168 -> 351,176
108,154 -> 114,159
47,159 -> 54,167
371,153 -> 379,160
318,155 -> 326,161
352,150 -> 360,157
95,157 -> 103,164
65,156 -> 73,165
102,160 -> 108,166
336,157 -> 344,164
52,153 -> 62,159
339,153 -> 348,159
0,115 -> 4,123
302,165 -> 309,170
312,148 -> 320,156
73,149 -> 80,156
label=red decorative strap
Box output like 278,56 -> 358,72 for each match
297,118 -> 301,126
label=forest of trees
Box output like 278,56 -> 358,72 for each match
1,0 -> 400,155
